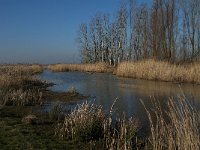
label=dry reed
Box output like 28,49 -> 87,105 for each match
2,88 -> 42,106
0,65 -> 44,107
116,60 -> 200,84
55,101 -> 139,149
48,62 -> 112,73
0,64 -> 43,75
55,101 -> 105,141
0,65 -> 44,88
141,96 -> 200,150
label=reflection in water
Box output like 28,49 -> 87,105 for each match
40,70 -> 200,125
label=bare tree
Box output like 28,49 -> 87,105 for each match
180,0 -> 199,59
77,23 -> 91,63
115,2 -> 128,64
76,0 -> 200,64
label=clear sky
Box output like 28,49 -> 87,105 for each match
0,0 -> 149,64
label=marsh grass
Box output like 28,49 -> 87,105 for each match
48,102 -> 63,121
0,64 -> 43,75
0,65 -> 44,88
104,116 -> 139,150
55,101 -> 139,149
55,102 -> 104,141
0,65 -> 46,107
2,88 -> 43,106
49,60 -> 200,84
0,107 -> 86,150
48,62 -> 113,73
141,96 -> 200,150
116,60 -> 200,84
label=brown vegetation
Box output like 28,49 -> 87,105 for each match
141,96 -> 200,150
0,64 -> 43,75
116,60 -> 200,84
48,62 -> 114,73
0,65 -> 45,107
55,101 -> 139,149
0,64 -> 43,87
48,60 -> 200,84
2,88 -> 43,106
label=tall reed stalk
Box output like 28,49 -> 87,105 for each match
48,62 -> 112,73
0,65 -> 44,107
141,96 -> 200,150
116,60 -> 200,84
55,101 -> 139,149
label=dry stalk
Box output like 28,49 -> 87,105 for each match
141,96 -> 200,150
116,60 -> 200,84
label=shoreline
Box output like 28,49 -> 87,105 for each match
0,64 -> 200,149
47,60 -> 200,85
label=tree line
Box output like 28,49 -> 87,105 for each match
77,0 -> 200,65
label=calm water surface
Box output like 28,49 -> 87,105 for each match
40,70 -> 200,126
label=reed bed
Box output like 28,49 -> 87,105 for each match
0,65 -> 44,88
0,64 -> 43,75
0,65 -> 45,107
48,62 -> 112,73
1,88 -> 42,106
55,101 -> 139,149
116,60 -> 200,84
141,96 -> 200,150
0,73 -> 36,88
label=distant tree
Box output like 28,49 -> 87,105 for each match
180,0 -> 200,59
115,2 -> 128,64
77,23 -> 91,63
76,0 -> 200,64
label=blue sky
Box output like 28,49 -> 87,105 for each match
0,0 -> 149,64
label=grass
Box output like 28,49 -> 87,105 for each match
55,101 -> 140,149
141,96 -> 200,150
0,64 -> 44,88
116,60 -> 200,84
0,65 -> 48,108
48,62 -> 114,73
1,63 -> 200,149
2,88 -> 43,106
0,106 -> 92,150
48,102 -> 63,121
0,64 -> 43,75
0,64 -> 95,149
48,60 -> 200,84
55,102 -> 104,141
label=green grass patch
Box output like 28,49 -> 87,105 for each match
0,106 -> 93,150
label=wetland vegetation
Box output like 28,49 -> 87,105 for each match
48,59 -> 200,84
1,64 -> 200,149
1,0 -> 200,149
0,65 -> 90,149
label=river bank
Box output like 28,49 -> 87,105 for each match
48,62 -> 115,73
0,65 -> 90,149
1,64 -> 200,149
48,60 -> 200,84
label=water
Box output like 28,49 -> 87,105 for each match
40,70 -> 200,126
